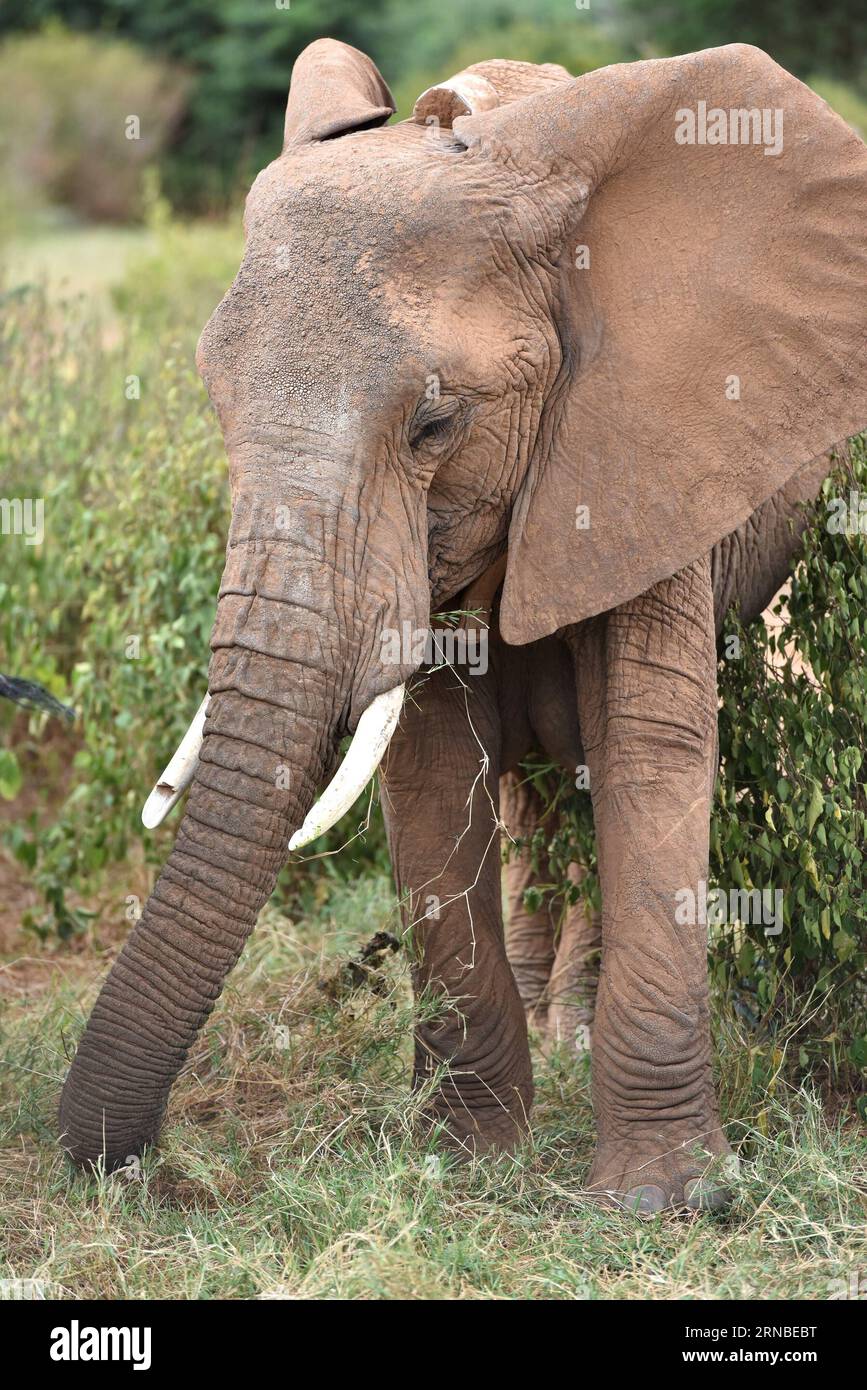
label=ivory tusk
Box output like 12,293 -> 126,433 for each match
141,693 -> 210,830
289,684 -> 404,851
412,73 -> 499,127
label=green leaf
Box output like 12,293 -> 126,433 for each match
847,1036 -> 867,1069
522,887 -> 542,915
806,782 -> 824,834
833,929 -> 856,961
0,749 -> 23,801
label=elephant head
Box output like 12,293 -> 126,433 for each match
60,40 -> 867,1167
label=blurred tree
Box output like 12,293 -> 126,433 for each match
385,16 -> 628,119
617,0 -> 867,89
0,0 -> 390,208
0,26 -> 186,221
358,0 -> 600,79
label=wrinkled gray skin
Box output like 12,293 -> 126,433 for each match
59,40 -> 864,1216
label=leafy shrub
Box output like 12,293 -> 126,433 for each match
0,221 -> 235,933
712,447 -> 866,1094
0,25 -> 187,222
616,0 -> 867,88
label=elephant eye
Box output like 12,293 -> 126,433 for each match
409,399 -> 463,452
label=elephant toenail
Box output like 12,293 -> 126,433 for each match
684,1177 -> 732,1211
623,1184 -> 667,1215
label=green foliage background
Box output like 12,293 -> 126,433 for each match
0,1 -> 387,208
0,27 -> 186,224
0,220 -> 236,934
619,0 -> 866,87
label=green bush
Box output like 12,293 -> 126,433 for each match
0,3 -> 390,213
0,25 -> 187,223
616,0 -> 867,88
0,221 -> 234,934
712,448 -> 866,1095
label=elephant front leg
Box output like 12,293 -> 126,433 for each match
570,558 -> 734,1213
381,668 -> 533,1155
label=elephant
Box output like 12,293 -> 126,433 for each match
59,38 -> 867,1215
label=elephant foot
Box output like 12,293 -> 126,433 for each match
416,1099 -> 530,1158
414,1056 -> 533,1159
412,1008 -> 534,1158
588,1128 -> 737,1215
441,1109 -> 530,1158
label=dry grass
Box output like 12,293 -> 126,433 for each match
1,874 -> 866,1300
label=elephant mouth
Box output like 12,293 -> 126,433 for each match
142,683 -> 406,849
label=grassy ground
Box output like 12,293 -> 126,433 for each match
4,222 -> 158,311
2,872 -> 865,1301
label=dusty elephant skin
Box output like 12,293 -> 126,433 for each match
60,39 -> 867,1213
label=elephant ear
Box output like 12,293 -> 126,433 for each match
284,39 -> 395,147
453,45 -> 867,644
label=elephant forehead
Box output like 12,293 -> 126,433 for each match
246,133 -> 512,300
205,251 -> 435,430
200,133 -> 535,427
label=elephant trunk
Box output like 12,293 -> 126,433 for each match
60,474 -> 361,1168
59,656 -> 336,1169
